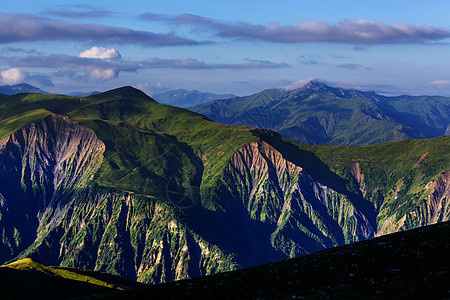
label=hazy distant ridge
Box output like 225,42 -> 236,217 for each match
0,83 -> 48,95
154,89 -> 236,107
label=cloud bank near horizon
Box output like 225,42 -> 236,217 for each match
2,46 -> 140,82
141,13 -> 450,45
1,44 -> 288,85
143,57 -> 289,70
42,8 -> 113,19
0,67 -> 54,87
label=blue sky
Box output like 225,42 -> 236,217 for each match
1,0 -> 450,96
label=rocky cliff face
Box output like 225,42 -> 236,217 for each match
0,114 -> 105,261
206,138 -> 448,263
17,187 -> 237,283
220,141 -> 374,259
377,171 -> 450,235
0,115 -> 237,283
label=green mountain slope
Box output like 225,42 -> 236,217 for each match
100,221 -> 450,299
189,80 -> 450,146
0,258 -> 142,300
0,87 -> 448,284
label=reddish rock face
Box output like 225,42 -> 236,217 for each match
0,114 -> 105,262
0,114 -> 105,196
226,140 -> 375,257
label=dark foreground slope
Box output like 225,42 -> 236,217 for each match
190,80 -> 450,146
0,87 -> 448,284
98,221 -> 450,299
0,258 -> 142,300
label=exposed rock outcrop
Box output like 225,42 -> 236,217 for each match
222,140 -> 374,259
0,114 -> 105,201
0,114 -> 105,261
0,114 -> 237,284
18,187 -> 238,284
378,171 -> 450,235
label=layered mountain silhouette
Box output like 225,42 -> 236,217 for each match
190,80 -> 450,146
0,87 -> 448,285
154,89 -> 236,107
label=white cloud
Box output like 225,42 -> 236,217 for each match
79,46 -> 121,60
76,46 -> 123,80
89,68 -> 117,80
0,12 -> 203,46
3,53 -> 139,83
1,67 -> 27,84
143,57 -> 288,69
0,67 -> 54,87
135,82 -> 171,95
429,80 -> 450,86
144,13 -> 450,44
282,78 -> 316,90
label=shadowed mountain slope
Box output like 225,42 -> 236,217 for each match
96,221 -> 450,299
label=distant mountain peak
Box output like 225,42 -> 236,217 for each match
84,86 -> 158,105
305,79 -> 327,87
282,78 -> 330,91
0,83 -> 47,95
96,86 -> 151,98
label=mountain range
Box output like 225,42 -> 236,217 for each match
190,80 -> 450,146
154,89 -> 236,108
0,83 -> 48,95
0,86 -> 448,286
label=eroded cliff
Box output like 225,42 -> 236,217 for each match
0,115 -> 237,283
0,114 -> 105,261
221,140 -> 375,259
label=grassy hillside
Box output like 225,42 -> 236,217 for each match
0,258 -> 142,300
272,133 -> 450,226
0,87 -> 257,201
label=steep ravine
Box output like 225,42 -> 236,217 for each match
377,171 -> 450,235
222,141 -> 375,259
17,187 -> 238,284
